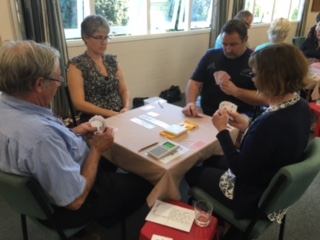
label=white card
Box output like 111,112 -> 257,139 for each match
151,235 -> 173,240
164,124 -> 187,136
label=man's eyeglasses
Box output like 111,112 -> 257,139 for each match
90,35 -> 111,43
240,71 -> 255,78
243,21 -> 251,28
45,76 -> 65,85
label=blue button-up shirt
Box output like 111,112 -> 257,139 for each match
0,93 -> 89,206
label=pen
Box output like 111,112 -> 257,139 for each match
158,101 -> 163,108
138,142 -> 158,152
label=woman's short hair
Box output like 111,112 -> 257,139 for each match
221,19 -> 248,42
81,14 -> 110,41
249,43 -> 310,96
267,18 -> 290,43
0,40 -> 60,95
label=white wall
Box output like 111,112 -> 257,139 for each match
68,32 -> 210,98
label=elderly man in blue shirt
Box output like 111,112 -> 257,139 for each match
0,40 -> 152,239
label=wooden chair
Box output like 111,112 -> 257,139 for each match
64,84 -> 78,126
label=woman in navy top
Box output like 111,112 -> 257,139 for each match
186,43 -> 311,238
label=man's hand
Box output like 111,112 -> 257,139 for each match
72,122 -> 96,136
182,102 -> 200,117
219,79 -> 239,96
91,127 -> 114,154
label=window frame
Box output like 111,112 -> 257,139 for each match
244,0 -> 305,25
61,0 -> 213,43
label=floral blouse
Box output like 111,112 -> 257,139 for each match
68,52 -> 123,112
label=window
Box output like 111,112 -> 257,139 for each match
245,0 -> 305,24
60,0 -> 212,40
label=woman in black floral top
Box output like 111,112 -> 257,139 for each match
68,14 -> 130,122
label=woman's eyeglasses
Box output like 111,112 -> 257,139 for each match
90,35 -> 112,43
240,71 -> 255,78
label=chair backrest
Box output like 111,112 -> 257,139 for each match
292,36 -> 306,48
259,138 -> 320,214
64,84 -> 78,126
0,172 -> 53,220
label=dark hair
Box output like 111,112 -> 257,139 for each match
249,43 -> 310,96
220,19 -> 248,42
81,14 -> 110,41
316,12 -> 320,23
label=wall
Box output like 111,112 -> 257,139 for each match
68,32 -> 210,99
0,1 -> 16,42
305,2 -> 319,36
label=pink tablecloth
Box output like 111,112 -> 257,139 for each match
103,102 -> 239,206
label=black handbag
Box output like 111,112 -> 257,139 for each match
132,97 -> 148,108
159,85 -> 182,103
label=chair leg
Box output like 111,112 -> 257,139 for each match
314,118 -> 320,138
21,214 -> 28,240
278,215 -> 286,240
120,217 -> 126,240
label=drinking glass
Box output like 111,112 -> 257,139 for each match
194,200 -> 213,227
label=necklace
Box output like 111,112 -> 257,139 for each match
241,93 -> 300,143
265,93 -> 300,114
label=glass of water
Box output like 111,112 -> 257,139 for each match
194,200 -> 213,227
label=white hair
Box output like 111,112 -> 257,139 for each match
268,18 -> 290,43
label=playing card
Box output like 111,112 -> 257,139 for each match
213,72 -> 220,84
213,71 -> 231,84
219,101 -> 238,113
89,115 -> 106,132
219,101 -> 237,121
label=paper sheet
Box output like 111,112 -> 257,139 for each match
146,200 -> 195,232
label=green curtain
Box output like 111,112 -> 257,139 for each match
232,0 -> 245,17
296,0 -> 311,36
16,0 -> 69,118
209,0 -> 228,48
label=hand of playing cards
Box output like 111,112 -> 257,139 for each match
89,115 -> 106,133
219,101 -> 238,120
213,71 -> 231,85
